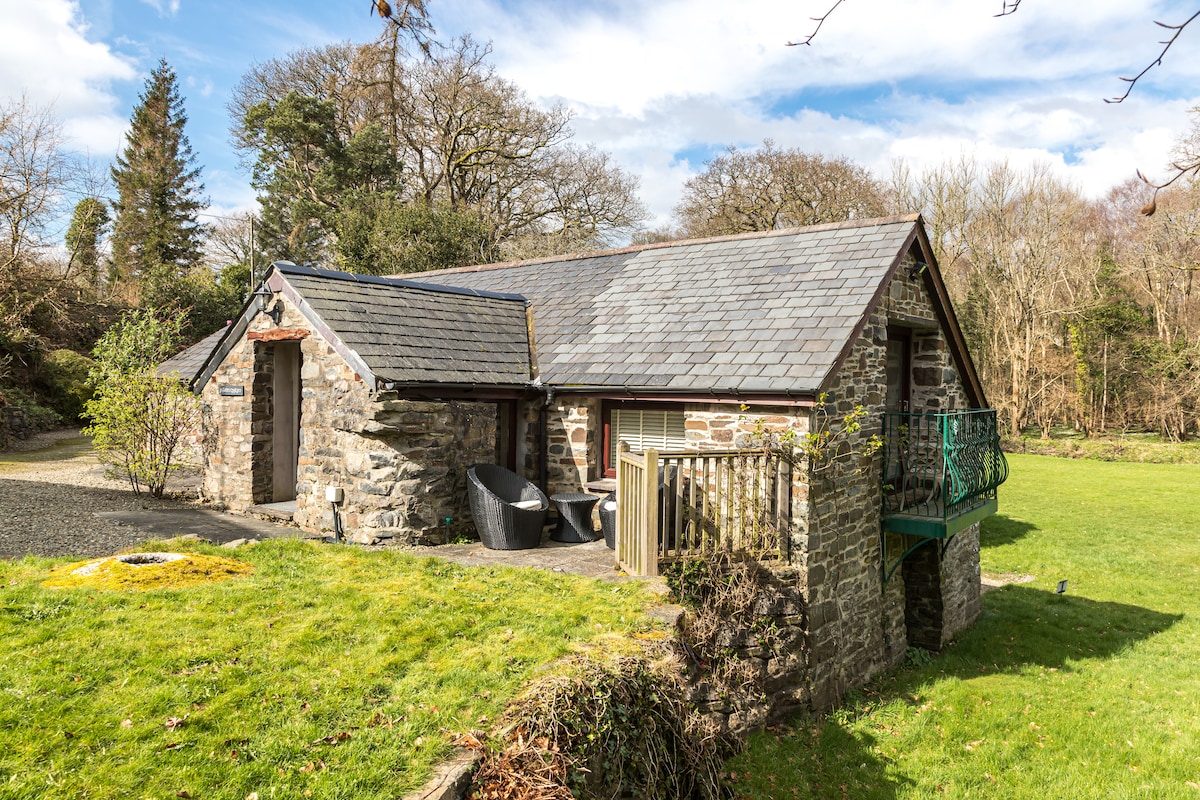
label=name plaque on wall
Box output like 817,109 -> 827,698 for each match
218,384 -> 245,397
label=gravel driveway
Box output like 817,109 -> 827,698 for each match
0,429 -> 202,559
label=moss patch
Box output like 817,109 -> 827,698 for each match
43,551 -> 253,590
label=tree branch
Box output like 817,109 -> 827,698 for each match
790,0 -> 1023,45
785,0 -> 847,47
1107,11 -> 1200,104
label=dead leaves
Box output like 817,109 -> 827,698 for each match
311,731 -> 352,746
452,730 -> 488,750
470,731 -> 573,800
366,711 -> 401,729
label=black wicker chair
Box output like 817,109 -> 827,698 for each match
466,464 -> 549,550
598,491 -> 618,550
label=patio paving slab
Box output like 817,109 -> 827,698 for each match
426,536 -> 633,581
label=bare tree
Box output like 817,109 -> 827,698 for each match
204,212 -> 259,272
792,2 -> 1200,208
229,42 -> 369,158
675,140 -> 885,238
0,97 -> 72,277
896,157 -> 1090,435
0,97 -> 79,342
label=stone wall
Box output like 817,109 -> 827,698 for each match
884,260 -> 972,412
797,260 -> 982,709
938,523 -> 982,643
202,292 -> 499,545
293,394 -> 498,545
900,523 -> 981,649
683,563 -> 810,736
542,396 -> 600,495
801,304 -> 903,710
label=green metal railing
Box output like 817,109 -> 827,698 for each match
880,409 -> 1008,538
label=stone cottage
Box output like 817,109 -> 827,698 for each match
187,213 -> 1006,712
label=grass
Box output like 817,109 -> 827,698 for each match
727,453 -> 1200,798
0,538 -> 656,799
0,435 -> 94,470
1004,430 -> 1200,463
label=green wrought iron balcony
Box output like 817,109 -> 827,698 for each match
881,409 -> 1009,540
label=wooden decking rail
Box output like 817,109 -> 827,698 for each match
615,445 -> 792,577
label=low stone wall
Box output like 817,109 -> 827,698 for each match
2,405 -> 35,445
677,562 -> 811,735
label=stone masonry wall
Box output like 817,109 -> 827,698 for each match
885,259 -> 981,647
202,292 -> 498,545
799,259 -> 982,710
885,261 -> 971,413
542,396 -> 600,495
684,563 -> 810,736
801,303 -> 904,711
293,393 -> 497,545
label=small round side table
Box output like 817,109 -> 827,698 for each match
550,493 -> 600,543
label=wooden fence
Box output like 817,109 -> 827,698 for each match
615,445 -> 793,577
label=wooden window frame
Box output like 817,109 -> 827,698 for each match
601,401 -> 687,477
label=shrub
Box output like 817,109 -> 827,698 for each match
474,654 -> 731,800
83,309 -> 196,497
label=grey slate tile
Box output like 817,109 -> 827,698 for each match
356,216 -> 925,395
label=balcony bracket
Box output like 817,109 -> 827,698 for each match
880,531 -> 953,585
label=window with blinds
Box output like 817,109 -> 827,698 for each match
609,407 -> 688,467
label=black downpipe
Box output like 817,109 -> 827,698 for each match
539,386 -> 555,494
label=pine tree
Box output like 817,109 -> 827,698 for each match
110,59 -> 206,308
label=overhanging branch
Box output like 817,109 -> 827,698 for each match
1107,11 -> 1200,104
785,0 -> 847,47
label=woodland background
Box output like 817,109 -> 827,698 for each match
2,5 -> 1197,443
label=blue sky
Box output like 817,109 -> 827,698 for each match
5,0 -> 1200,236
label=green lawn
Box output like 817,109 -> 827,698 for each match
7,454 -> 1200,799
0,540 -> 654,799
728,454 -> 1200,799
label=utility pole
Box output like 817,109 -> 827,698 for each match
249,216 -> 256,293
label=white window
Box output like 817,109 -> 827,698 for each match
610,407 -> 687,467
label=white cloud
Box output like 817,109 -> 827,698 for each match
0,0 -> 136,157
203,170 -> 258,217
186,75 -> 215,98
431,0 -> 1200,224
139,0 -> 181,17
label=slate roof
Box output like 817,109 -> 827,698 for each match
275,264 -> 532,386
408,215 -> 924,395
159,325 -> 230,382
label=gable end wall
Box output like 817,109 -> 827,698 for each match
803,263 -> 981,710
201,296 -> 498,545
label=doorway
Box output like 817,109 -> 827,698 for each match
885,326 -> 912,412
271,342 -> 301,502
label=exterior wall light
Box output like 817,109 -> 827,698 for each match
252,286 -> 284,325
